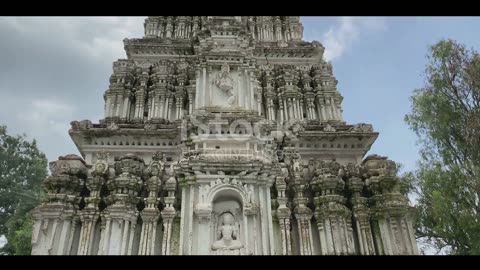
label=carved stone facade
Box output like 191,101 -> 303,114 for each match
31,16 -> 418,255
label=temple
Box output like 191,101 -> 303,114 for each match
30,16 -> 419,255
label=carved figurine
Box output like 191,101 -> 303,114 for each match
212,212 -> 243,251
214,63 -> 236,105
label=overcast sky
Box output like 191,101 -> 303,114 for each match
1,16 -> 479,174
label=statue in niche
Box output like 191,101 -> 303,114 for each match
214,63 -> 236,106
212,212 -> 243,251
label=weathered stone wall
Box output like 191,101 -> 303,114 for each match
31,16 -> 418,255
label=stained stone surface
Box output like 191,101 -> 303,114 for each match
31,16 -> 418,255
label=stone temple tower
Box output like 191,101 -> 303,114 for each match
31,16 -> 419,255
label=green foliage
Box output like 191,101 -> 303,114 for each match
0,125 -> 48,255
405,39 -> 480,255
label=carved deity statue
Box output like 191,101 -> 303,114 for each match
212,212 -> 243,250
214,63 -> 236,105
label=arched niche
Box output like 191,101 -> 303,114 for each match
209,187 -> 247,255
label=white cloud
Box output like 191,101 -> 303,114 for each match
0,94 -> 77,160
0,17 -> 147,162
0,16 -> 145,62
322,17 -> 387,61
17,98 -> 75,140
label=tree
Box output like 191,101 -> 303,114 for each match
405,39 -> 480,255
0,125 -> 47,255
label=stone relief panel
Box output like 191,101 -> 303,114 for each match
210,63 -> 240,108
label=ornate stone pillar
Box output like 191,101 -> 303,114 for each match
363,155 -> 419,255
313,159 -> 356,255
244,197 -> 259,255
194,184 -> 212,255
287,99 -> 293,120
122,93 -> 130,121
77,151 -> 110,255
165,95 -> 171,120
299,97 -> 305,119
138,152 -> 164,255
166,17 -> 173,38
292,159 -> 314,255
161,176 -> 177,255
31,154 -> 87,255
282,97 -> 288,121
114,94 -> 122,118
309,99 -> 315,120
275,176 -> 292,255
157,17 -> 165,38
279,100 -> 285,123
255,85 -> 263,116
188,80 -> 195,113
202,64 -> 208,108
103,154 -> 144,255
345,163 -> 375,255
134,89 -> 144,122
324,97 -> 333,120
292,98 -> 298,120
159,94 -> 165,119
105,93 -> 113,117
145,91 -> 152,120
192,17 -> 199,36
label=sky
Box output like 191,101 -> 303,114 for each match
1,16 -> 479,254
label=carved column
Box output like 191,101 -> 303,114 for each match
283,97 -> 288,121
363,155 -> 419,255
194,184 -> 212,255
299,97 -> 305,119
292,159 -> 314,255
316,96 -> 325,121
287,99 -> 293,120
157,17 -> 164,37
102,154 -> 144,255
278,96 -> 285,123
159,94 -> 165,119
106,93 -> 112,118
244,197 -> 259,255
165,95 -> 171,120
31,155 -> 87,255
324,97 -> 333,120
161,176 -> 177,255
291,98 -> 298,120
177,94 -> 183,120
138,152 -> 164,255
134,89 -> 145,122
77,151 -> 110,255
166,17 -> 173,38
114,93 -> 122,118
202,65 -> 208,108
256,85 -> 263,116
188,79 -> 196,113
248,69 -> 255,110
192,17 -> 199,36
313,160 -> 356,255
121,92 -> 130,121
345,163 -> 375,255
275,176 -> 292,255
147,91 -> 153,120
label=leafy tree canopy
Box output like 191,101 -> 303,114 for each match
405,39 -> 480,255
0,125 -> 47,255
